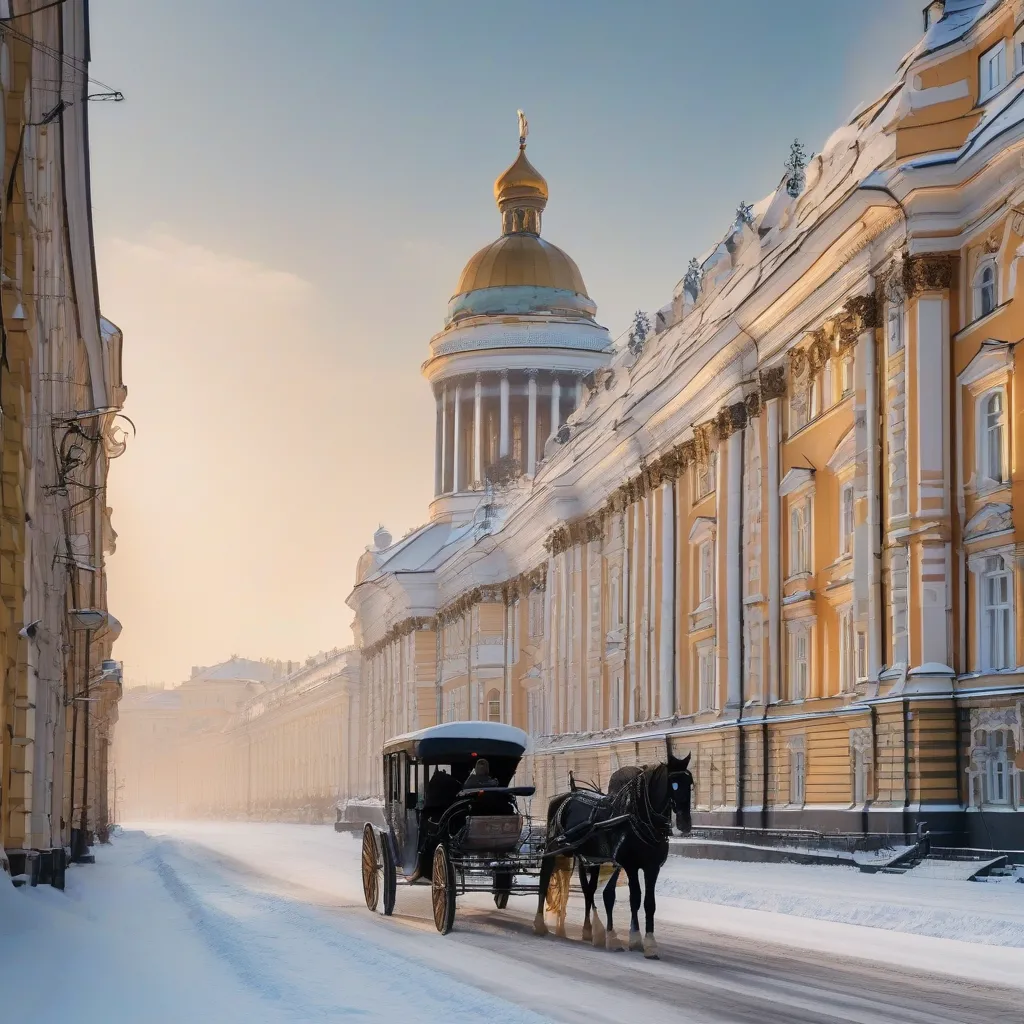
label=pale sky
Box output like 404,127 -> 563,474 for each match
90,0 -> 924,687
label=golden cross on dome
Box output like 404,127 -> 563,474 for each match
517,109 -> 528,149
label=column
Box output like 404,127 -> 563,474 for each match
855,324 -> 881,680
527,371 -> 538,476
912,278 -> 953,675
452,382 -> 462,492
499,371 -> 510,457
439,384 -> 449,495
658,480 -> 675,719
575,376 -> 584,410
473,374 -> 483,487
550,377 -> 561,437
767,398 -> 781,704
434,387 -> 444,496
630,501 -> 642,723
726,428 -> 743,708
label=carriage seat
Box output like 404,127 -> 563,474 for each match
460,813 -> 524,852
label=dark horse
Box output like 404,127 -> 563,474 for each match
534,745 -> 693,959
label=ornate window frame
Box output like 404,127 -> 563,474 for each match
979,40 -> 1007,102
972,257 -> 999,321
696,641 -> 717,713
781,468 -> 815,580
976,386 -> 1009,491
967,705 -> 1021,810
968,544 -> 1016,673
957,340 -> 1013,501
784,615 -> 815,702
849,727 -> 873,806
689,516 -> 717,631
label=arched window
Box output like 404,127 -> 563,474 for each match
975,261 -> 998,319
982,389 -> 1007,484
486,688 -> 502,723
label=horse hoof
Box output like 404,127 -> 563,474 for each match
643,935 -> 660,960
555,924 -> 567,939
606,929 -> 625,952
629,929 -> 643,952
581,923 -> 593,944
592,918 -> 606,947
533,916 -> 549,937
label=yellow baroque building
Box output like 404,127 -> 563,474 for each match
349,2 -> 1024,849
0,1 -> 127,885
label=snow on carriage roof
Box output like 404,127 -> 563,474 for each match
383,721 -> 528,757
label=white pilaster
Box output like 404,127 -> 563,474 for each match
435,388 -> 444,496
550,377 -> 561,437
726,428 -> 743,707
439,385 -> 448,494
453,382 -> 462,492
499,371 -> 510,457
767,398 -> 780,703
630,501 -> 641,724
658,481 -> 675,719
527,372 -> 538,476
473,374 -> 483,486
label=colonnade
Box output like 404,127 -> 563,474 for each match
434,370 -> 584,494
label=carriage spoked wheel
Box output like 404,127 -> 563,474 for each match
361,823 -> 379,913
381,836 -> 397,917
431,843 -> 456,934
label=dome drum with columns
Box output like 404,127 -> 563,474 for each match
424,116 -> 611,519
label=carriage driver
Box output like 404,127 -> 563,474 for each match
464,758 -> 498,789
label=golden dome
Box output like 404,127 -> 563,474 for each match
494,147 -> 549,207
455,233 -> 589,297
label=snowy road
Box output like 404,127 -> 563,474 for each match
3,824 -> 1022,1023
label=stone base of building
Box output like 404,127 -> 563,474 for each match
688,806 -> 1024,852
5,847 -> 68,889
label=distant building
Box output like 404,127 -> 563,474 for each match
113,651 -> 361,822
347,2 -> 1024,848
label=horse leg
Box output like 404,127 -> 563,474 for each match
641,863 -> 661,960
534,854 -> 554,936
579,863 -> 594,943
590,865 -> 610,948
604,867 -> 625,951
626,868 -> 643,951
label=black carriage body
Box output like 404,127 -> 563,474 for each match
362,722 -> 547,931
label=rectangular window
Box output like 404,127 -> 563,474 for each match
790,630 -> 809,700
528,591 -> 544,638
790,749 -> 806,805
856,631 -> 867,681
980,41 -> 1006,100
487,699 -> 501,723
841,355 -> 854,397
983,732 -> 1011,805
887,306 -> 903,356
840,485 -> 854,557
698,647 -> 716,711
699,541 -> 713,603
695,451 -> 717,500
982,389 -> 1007,484
839,609 -> 855,692
789,500 -> 811,575
610,572 -> 620,629
982,556 -> 1013,671
853,748 -> 869,804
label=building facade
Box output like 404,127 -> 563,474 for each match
349,1 -> 1024,848
0,0 -> 127,884
114,651 -> 362,823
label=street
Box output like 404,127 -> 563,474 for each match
3,824 -> 1019,1024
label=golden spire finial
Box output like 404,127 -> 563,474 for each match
517,109 -> 529,150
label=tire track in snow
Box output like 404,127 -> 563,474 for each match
153,839 -> 554,1024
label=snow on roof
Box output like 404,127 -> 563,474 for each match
383,720 -> 529,755
922,1 -> 1001,56
189,658 -> 279,684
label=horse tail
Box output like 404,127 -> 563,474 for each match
545,855 -> 573,916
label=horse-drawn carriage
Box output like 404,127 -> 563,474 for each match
359,719 -> 695,954
359,721 -> 544,934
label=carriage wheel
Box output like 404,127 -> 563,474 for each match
431,843 -> 456,934
381,836 -> 397,917
361,823 -> 379,913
